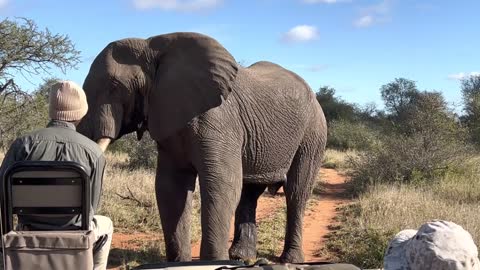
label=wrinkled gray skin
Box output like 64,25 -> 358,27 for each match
78,32 -> 327,263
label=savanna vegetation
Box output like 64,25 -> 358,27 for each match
316,77 -> 480,268
1,17 -> 480,269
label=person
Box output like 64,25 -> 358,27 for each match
384,220 -> 480,270
0,80 -> 113,270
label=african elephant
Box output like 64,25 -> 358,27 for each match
78,32 -> 327,263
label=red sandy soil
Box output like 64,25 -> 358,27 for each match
108,168 -> 349,268
302,168 -> 349,262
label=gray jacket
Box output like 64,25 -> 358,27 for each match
0,120 -> 105,229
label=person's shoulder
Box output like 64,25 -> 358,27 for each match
16,127 -> 49,143
69,132 -> 104,158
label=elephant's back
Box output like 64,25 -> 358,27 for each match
233,63 -> 322,182
246,61 -> 311,92
243,61 -> 318,113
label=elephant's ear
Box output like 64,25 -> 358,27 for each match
146,33 -> 238,142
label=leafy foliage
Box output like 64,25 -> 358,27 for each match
327,119 -> 379,151
0,18 -> 80,148
461,75 -> 480,146
348,79 -> 470,192
316,86 -> 359,123
0,78 -> 58,147
109,133 -> 158,170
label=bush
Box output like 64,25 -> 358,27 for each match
109,132 -> 157,170
347,131 -> 471,194
316,86 -> 359,123
346,80 -> 472,193
327,119 -> 379,151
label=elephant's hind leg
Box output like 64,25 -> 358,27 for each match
229,183 -> 267,260
280,139 -> 324,263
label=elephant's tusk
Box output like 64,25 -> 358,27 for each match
97,137 -> 112,152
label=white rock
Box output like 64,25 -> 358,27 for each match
384,220 -> 480,270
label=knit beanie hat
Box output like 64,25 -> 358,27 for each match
49,80 -> 88,121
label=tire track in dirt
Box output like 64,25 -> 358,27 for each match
302,168 -> 349,262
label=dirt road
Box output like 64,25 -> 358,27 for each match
109,168 -> 349,268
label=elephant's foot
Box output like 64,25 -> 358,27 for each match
165,249 -> 192,262
229,241 -> 257,261
200,251 -> 229,261
279,248 -> 304,263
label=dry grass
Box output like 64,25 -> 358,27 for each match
99,153 -> 160,232
101,153 -> 203,268
322,158 -> 480,269
357,185 -> 480,241
256,206 -> 287,261
322,149 -> 357,170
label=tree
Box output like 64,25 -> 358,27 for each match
380,78 -> 419,128
316,86 -> 358,123
461,75 -> 480,145
0,18 -> 80,148
349,82 -> 469,190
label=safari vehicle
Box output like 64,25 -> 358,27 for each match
129,260 -> 362,270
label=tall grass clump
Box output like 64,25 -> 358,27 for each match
324,169 -> 480,269
322,149 -> 357,170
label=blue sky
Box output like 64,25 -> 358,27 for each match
1,0 -> 479,109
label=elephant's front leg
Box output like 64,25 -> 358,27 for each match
156,153 -> 197,261
197,154 -> 243,260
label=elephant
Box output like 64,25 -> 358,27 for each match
266,176 -> 286,195
77,32 -> 327,263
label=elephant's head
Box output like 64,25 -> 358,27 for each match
77,33 -> 238,149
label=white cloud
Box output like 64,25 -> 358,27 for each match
303,0 -> 350,4
354,15 -> 373,28
282,25 -> 319,43
133,0 -> 223,12
353,0 -> 393,28
448,72 -> 480,81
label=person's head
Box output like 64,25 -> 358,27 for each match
49,81 -> 88,125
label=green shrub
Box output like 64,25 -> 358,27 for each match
431,156 -> 480,204
347,132 -> 471,194
327,120 -> 379,151
109,132 -> 157,170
